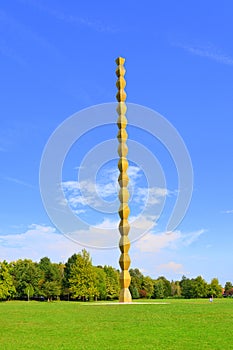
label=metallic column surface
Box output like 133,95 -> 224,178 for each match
116,57 -> 132,302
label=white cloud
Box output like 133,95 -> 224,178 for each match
127,165 -> 142,184
94,217 -> 119,229
67,215 -> 158,248
134,187 -> 169,206
222,209 -> 233,214
62,180 -> 98,208
0,224 -> 80,263
61,165 -> 141,211
182,229 -> 206,246
0,223 -> 206,281
59,165 -> 170,246
156,261 -> 185,274
0,223 -> 128,265
135,231 -> 181,253
62,181 -> 81,191
135,229 -> 205,253
95,165 -> 143,197
130,215 -> 157,230
62,163 -> 169,217
0,215 -> 157,261
74,209 -> 86,215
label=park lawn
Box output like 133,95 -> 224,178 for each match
0,299 -> 232,350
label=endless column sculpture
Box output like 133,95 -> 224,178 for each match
116,57 -> 132,302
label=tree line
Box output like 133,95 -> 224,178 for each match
0,249 -> 232,301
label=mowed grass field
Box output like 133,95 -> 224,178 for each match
0,299 -> 233,350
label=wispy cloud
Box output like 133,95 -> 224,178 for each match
61,165 -> 140,211
0,224 -> 205,276
135,231 -> 181,253
4,176 -> 34,189
0,223 -> 122,267
182,229 -> 206,246
0,9 -> 63,65
127,166 -> 143,185
59,163 -> 171,245
19,0 -> 118,33
135,229 -> 205,253
62,165 -> 170,215
0,38 -> 27,67
66,213 -> 158,248
222,209 -> 233,214
134,187 -> 170,207
156,261 -> 185,274
174,42 -> 233,66
0,224 -> 78,262
0,219 -> 154,256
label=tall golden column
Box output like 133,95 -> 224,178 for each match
116,57 -> 132,302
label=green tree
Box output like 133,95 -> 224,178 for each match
63,254 -> 78,288
0,261 -> 15,300
129,285 -> 140,299
24,285 -> 34,301
180,276 -> 194,299
141,276 -> 154,298
157,276 -> 171,297
62,254 -> 78,300
192,276 -> 208,298
171,281 -> 181,297
94,266 -> 107,300
104,266 -> 120,300
41,281 -> 61,300
11,259 -> 41,299
129,268 -> 144,298
69,250 -> 98,301
208,278 -> 223,298
153,279 -> 165,299
38,257 -> 62,301
39,257 -> 60,281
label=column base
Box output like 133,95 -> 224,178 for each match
119,288 -> 132,302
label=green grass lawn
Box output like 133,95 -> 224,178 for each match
0,299 -> 232,350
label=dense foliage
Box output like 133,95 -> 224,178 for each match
0,249 -> 231,301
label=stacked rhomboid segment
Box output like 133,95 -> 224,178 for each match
116,57 -> 132,302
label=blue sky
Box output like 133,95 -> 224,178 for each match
0,1 -> 233,285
